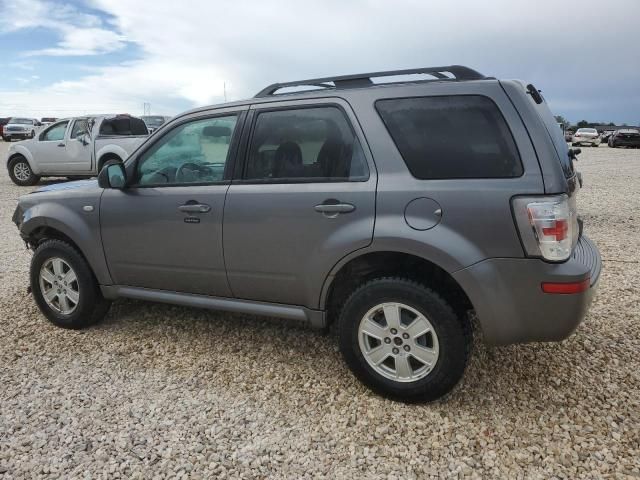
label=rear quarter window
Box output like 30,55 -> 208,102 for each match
375,95 -> 523,179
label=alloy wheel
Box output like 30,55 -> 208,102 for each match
39,257 -> 80,315
358,302 -> 439,382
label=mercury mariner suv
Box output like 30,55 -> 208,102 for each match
13,66 -> 601,402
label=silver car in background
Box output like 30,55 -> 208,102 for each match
572,127 -> 600,147
2,117 -> 41,141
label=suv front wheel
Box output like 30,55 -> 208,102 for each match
338,278 -> 471,402
30,239 -> 111,329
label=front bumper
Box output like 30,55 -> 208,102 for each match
453,235 -> 601,345
3,131 -> 30,139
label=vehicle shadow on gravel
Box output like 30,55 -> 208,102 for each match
93,297 -> 602,413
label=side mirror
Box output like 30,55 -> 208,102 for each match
98,161 -> 127,189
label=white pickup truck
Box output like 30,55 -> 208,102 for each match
6,115 -> 149,186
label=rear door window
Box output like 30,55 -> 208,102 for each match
376,96 -> 522,179
243,106 -> 369,182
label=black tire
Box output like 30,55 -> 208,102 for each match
338,277 -> 471,403
30,239 -> 110,329
30,130 -> 35,138
8,155 -> 40,186
3,136 -> 10,142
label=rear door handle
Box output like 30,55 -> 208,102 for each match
314,201 -> 356,215
57,143 -> 65,147
178,203 -> 211,213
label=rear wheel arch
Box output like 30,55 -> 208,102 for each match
323,251 -> 474,326
97,153 -> 122,172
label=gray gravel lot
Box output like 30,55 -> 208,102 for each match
0,141 -> 638,478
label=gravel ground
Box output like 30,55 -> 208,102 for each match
0,141 -> 638,479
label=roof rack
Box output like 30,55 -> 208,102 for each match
254,65 -> 485,98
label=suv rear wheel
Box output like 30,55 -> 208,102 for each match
338,278 -> 471,402
8,155 -> 40,186
30,240 -> 111,329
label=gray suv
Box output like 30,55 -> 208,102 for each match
13,66 -> 601,402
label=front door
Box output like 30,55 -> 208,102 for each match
100,111 -> 245,296
31,120 -> 72,173
224,101 -> 377,308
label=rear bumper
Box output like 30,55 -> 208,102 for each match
453,235 -> 601,345
572,137 -> 600,145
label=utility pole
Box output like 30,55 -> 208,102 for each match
143,102 -> 151,116
223,82 -> 227,102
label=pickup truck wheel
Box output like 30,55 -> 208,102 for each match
338,278 -> 471,403
30,239 -> 110,329
8,156 -> 40,186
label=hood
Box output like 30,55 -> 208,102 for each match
34,179 -> 99,193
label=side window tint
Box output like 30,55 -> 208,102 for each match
42,121 -> 69,142
244,106 -> 368,182
376,96 -> 522,179
136,115 -> 238,186
70,119 -> 89,139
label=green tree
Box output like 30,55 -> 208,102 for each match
576,120 -> 590,128
554,115 -> 568,126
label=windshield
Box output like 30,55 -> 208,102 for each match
9,118 -> 32,125
142,116 -> 166,127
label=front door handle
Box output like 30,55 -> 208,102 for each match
314,200 -> 356,216
178,203 -> 211,213
57,143 -> 65,147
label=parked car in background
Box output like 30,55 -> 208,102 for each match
5,114 -> 149,186
40,117 -> 58,128
0,117 -> 9,139
140,115 -> 172,134
564,129 -> 574,142
572,128 -> 600,147
600,129 -> 616,144
12,65 -> 600,402
2,117 -> 41,141
608,129 -> 640,148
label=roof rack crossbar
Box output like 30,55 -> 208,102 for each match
254,65 -> 485,97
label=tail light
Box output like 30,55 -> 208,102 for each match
512,194 -> 578,261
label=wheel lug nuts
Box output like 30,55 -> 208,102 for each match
404,345 -> 410,351
392,347 -> 399,354
384,337 -> 391,344
402,333 -> 409,339
390,328 -> 397,335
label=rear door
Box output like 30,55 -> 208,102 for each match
223,98 -> 377,308
62,118 -> 94,172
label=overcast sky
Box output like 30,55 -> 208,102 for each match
1,0 -> 639,124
